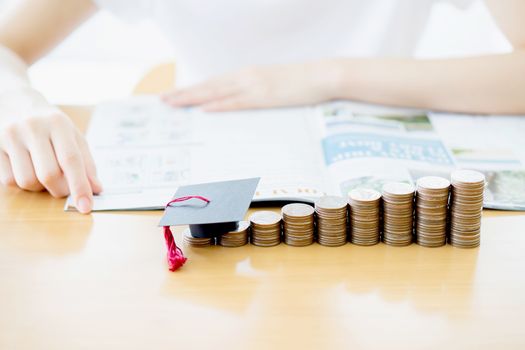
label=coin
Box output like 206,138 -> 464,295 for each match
348,188 -> 381,246
250,211 -> 281,247
415,176 -> 450,247
183,171 -> 484,251
349,188 -> 382,203
219,221 -> 250,247
449,169 -> 485,248
451,169 -> 485,186
383,182 -> 415,198
315,196 -> 348,247
282,203 -> 315,247
416,176 -> 451,191
183,228 -> 213,247
382,182 -> 414,247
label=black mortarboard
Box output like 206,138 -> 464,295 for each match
159,177 -> 260,238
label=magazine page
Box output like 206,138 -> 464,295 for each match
64,97 -> 525,211
318,102 -> 455,196
187,103 -> 329,203
430,113 -> 525,210
316,102 -> 525,211
65,96 -> 329,211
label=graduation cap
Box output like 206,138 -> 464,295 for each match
159,177 -> 260,271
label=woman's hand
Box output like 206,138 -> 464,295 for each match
0,110 -> 102,213
162,60 -> 342,111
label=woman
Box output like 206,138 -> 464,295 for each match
0,0 -> 523,213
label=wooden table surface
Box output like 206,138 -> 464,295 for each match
1,104 -> 525,349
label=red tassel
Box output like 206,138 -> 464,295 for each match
163,195 -> 210,271
164,226 -> 187,271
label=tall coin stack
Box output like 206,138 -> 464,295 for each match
282,203 -> 315,246
315,196 -> 348,247
415,176 -> 450,247
348,188 -> 381,246
250,211 -> 282,247
449,170 -> 485,248
219,221 -> 250,247
382,182 -> 415,246
183,228 -> 214,247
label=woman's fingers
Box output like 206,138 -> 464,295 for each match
7,147 -> 44,192
50,118 -> 93,214
163,63 -> 333,111
0,151 -> 15,186
0,112 -> 100,213
163,77 -> 239,107
27,137 -> 69,198
76,132 -> 103,194
1,126 -> 43,191
201,96 -> 251,112
162,67 -> 283,110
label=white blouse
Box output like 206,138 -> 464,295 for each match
93,0 -> 476,86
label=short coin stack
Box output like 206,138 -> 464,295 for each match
415,176 -> 450,247
219,221 -> 250,247
315,196 -> 348,247
183,228 -> 214,247
281,203 -> 315,246
250,211 -> 282,247
348,188 -> 381,246
449,170 -> 485,248
382,182 -> 415,246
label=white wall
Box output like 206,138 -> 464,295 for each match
0,0 -> 511,105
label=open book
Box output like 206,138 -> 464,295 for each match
65,96 -> 525,211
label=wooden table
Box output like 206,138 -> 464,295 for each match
1,77 -> 525,349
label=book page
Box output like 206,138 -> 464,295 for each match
318,102 -> 455,197
430,113 -> 525,210
316,101 -> 525,210
65,96 -> 329,211
187,105 -> 329,202
65,97 -> 525,211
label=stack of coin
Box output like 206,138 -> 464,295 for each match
348,188 -> 381,246
382,182 -> 415,246
315,196 -> 348,247
282,203 -> 315,246
219,221 -> 250,247
183,228 -> 214,247
250,211 -> 282,247
449,169 -> 485,248
415,176 -> 450,247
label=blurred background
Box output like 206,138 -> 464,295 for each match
0,0 -> 511,105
